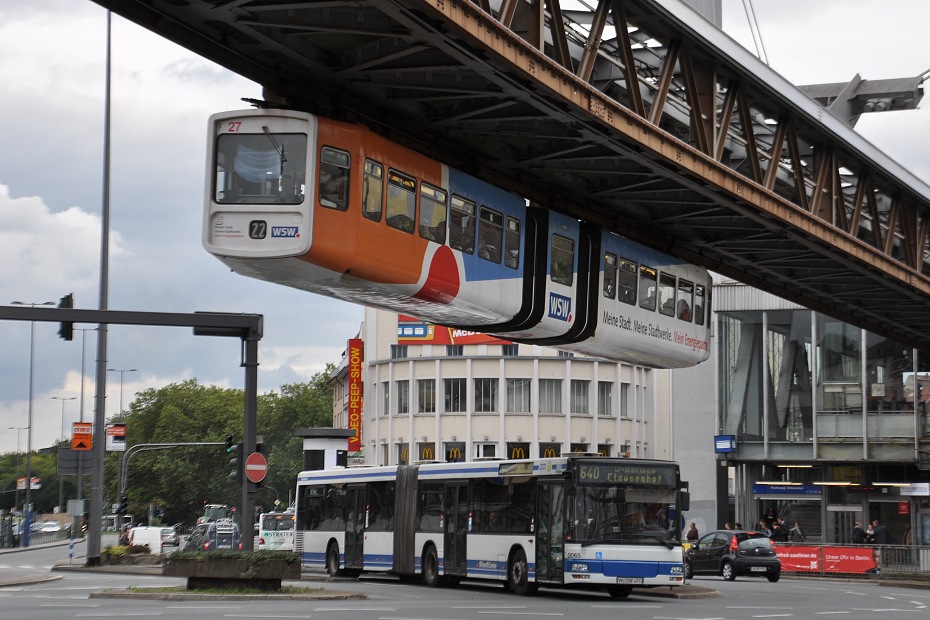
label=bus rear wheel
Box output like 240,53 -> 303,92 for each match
509,549 -> 537,596
326,542 -> 342,578
422,544 -> 442,587
607,585 -> 632,599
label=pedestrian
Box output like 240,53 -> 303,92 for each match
872,520 -> 890,545
851,521 -> 866,544
686,522 -> 699,542
757,519 -> 772,537
724,522 -> 733,530
789,520 -> 806,543
865,522 -> 876,544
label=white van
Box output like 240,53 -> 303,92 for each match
127,526 -> 164,554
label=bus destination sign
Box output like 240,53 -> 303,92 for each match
575,462 -> 676,487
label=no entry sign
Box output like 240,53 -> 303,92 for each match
244,451 -> 267,484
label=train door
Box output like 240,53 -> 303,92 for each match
444,483 -> 468,576
344,485 -> 365,570
536,481 -> 565,583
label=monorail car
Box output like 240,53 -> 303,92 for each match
203,109 -> 711,368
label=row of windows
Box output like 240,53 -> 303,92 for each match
394,441 -> 618,465
320,146 -> 522,268
391,343 -> 521,359
603,253 -> 707,326
381,378 -> 628,416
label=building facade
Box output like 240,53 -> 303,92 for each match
331,308 -> 675,468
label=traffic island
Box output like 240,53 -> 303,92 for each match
162,550 -> 301,591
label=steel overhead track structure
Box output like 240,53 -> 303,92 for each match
92,0 -> 930,351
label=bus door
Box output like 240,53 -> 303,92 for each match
444,483 -> 468,576
344,485 -> 365,570
536,481 -> 565,583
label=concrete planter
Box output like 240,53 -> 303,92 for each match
163,553 -> 301,591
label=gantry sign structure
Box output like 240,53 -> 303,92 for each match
94,0 -> 930,351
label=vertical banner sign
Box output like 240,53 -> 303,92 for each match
347,338 -> 363,452
106,423 -> 127,452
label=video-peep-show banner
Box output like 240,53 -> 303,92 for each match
774,544 -> 878,573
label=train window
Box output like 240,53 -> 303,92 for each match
658,272 -> 677,317
638,265 -> 657,311
449,195 -> 476,254
603,253 -> 618,299
215,132 -> 307,204
618,259 -> 637,305
504,217 -> 520,269
319,147 -> 350,211
386,170 -> 416,233
419,184 -> 447,244
677,279 -> 694,322
550,235 -> 574,286
362,159 -> 383,221
694,284 -> 706,326
477,207 -> 503,263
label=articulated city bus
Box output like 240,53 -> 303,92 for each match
294,456 -> 688,597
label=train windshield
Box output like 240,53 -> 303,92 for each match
214,131 -> 308,205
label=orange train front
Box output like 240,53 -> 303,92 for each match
203,108 -> 712,369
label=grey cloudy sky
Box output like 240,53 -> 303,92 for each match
0,0 -> 928,454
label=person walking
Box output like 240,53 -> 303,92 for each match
789,520 -> 806,543
872,520 -> 890,545
851,521 -> 866,544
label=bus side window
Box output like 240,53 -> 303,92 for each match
362,159 -> 383,222
418,184 -> 447,244
658,272 -> 677,317
603,252 -> 618,299
551,234 -> 575,286
504,216 -> 521,269
386,170 -> 416,233
638,265 -> 657,311
694,284 -> 706,326
319,147 -> 350,211
449,195 -> 476,254
677,278 -> 694,322
477,207 -> 503,263
618,258 -> 637,305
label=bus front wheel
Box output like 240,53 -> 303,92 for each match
509,549 -> 537,596
607,585 -> 632,599
326,542 -> 342,578
422,545 -> 442,588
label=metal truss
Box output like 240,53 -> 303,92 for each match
92,0 -> 930,351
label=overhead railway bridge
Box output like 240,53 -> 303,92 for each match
94,0 -> 930,352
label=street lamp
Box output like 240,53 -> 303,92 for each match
51,396 -> 77,442
11,299 -> 55,546
106,368 -> 137,416
51,396 -> 76,515
7,426 -> 24,511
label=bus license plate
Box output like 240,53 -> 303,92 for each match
616,578 -> 644,584
750,566 -> 768,572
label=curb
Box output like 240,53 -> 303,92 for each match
89,588 -> 367,601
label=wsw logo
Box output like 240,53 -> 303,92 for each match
271,226 -> 299,237
548,293 -> 572,321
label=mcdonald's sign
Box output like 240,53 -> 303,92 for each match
421,447 -> 434,460
542,448 -> 558,458
511,447 -> 526,459
447,447 -> 463,462
401,448 -> 409,460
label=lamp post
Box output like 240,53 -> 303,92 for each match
51,396 -> 76,514
11,299 -> 55,547
7,426 -> 24,511
106,368 -> 137,416
75,328 -> 96,503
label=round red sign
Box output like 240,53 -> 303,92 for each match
244,451 -> 267,483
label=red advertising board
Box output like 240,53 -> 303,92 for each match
774,544 -> 877,574
347,338 -> 363,452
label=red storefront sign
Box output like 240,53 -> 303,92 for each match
347,338 -> 363,452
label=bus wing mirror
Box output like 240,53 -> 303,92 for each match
679,492 -> 690,512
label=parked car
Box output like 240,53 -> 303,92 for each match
684,530 -> 781,582
183,519 -> 241,551
40,521 -> 62,533
161,526 -> 179,547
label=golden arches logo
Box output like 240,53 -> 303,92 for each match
542,448 -> 558,458
421,447 -> 434,460
401,448 -> 409,461
511,447 -> 526,459
447,448 -> 463,461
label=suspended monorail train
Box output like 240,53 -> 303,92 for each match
203,109 -> 711,368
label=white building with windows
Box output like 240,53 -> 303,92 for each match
331,307 -> 674,466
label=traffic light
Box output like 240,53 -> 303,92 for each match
228,442 -> 242,484
57,293 -> 74,341
118,495 -> 128,515
225,434 -> 233,452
